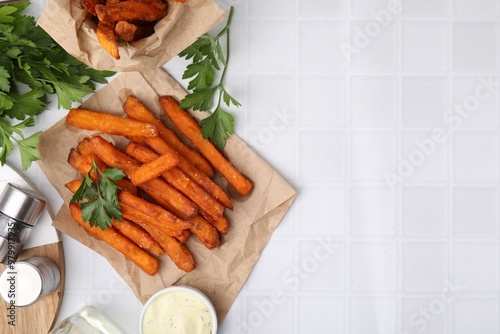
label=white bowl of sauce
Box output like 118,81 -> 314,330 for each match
139,286 -> 217,334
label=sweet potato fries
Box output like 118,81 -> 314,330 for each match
65,94 -> 252,275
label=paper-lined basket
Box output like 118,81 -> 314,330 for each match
37,0 -> 226,71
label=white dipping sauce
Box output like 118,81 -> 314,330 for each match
142,289 -> 214,334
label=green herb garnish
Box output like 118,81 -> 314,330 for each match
0,2 -> 115,170
178,6 -> 240,149
70,159 -> 124,230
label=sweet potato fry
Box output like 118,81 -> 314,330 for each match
118,190 -> 191,230
129,152 -> 178,186
123,95 -> 214,177
69,203 -> 159,276
141,225 -> 195,272
76,137 -> 94,156
144,136 -> 233,210
68,147 -> 138,195
115,21 -> 155,42
120,204 -> 184,238
111,217 -> 164,257
159,96 -> 253,196
67,109 -> 158,138
82,0 -> 104,16
201,211 -> 229,235
189,215 -> 220,250
125,142 -> 224,220
96,20 -> 120,60
65,180 -> 163,256
88,136 -> 197,219
175,229 -> 191,243
95,1 -> 166,22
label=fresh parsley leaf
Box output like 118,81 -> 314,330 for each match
70,160 -> 125,230
0,2 -> 114,169
200,106 -> 234,149
179,6 -> 240,149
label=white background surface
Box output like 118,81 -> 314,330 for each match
8,0 -> 500,333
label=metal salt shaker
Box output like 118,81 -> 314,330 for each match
0,183 -> 46,265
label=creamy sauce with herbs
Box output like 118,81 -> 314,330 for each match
142,290 -> 214,334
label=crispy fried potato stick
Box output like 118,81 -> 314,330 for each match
95,1 -> 166,22
120,204 -> 185,238
96,20 -> 120,60
141,225 -> 195,272
88,136 -> 197,219
65,180 -> 165,257
188,215 -> 220,250
129,152 -> 178,186
69,146 -> 138,195
199,208 -> 229,235
143,136 -> 233,210
159,96 -> 253,196
118,190 -> 191,230
69,203 -> 159,276
115,21 -> 154,42
125,142 -> 224,221
123,95 -> 214,177
67,109 -> 158,138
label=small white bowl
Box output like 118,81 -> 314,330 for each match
139,286 -> 217,334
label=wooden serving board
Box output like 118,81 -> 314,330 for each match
0,242 -> 65,334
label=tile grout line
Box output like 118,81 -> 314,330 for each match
344,1 -> 352,333
447,0 -> 454,331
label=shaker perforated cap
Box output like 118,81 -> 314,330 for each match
0,183 -> 46,226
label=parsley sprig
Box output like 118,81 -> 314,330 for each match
178,6 -> 240,149
70,160 -> 124,230
0,2 -> 114,170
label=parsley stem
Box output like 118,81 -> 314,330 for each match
215,6 -> 234,109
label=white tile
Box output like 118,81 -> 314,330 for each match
299,0 -> 346,18
350,76 -> 397,126
245,294 -> 293,332
403,243 -> 448,292
351,0 -> 399,18
453,22 -> 498,72
402,76 -> 448,128
451,76 -> 500,127
402,187 -> 448,237
300,131 -> 345,182
401,297 -> 447,334
247,75 -> 295,126
298,241 -> 344,291
298,296 -> 343,333
245,241 -> 295,290
350,131 -> 397,182
248,129 -> 296,179
453,132 -> 499,182
454,0 -> 499,16
401,0 -> 447,17
453,242 -> 500,292
248,0 -> 296,18
349,297 -> 396,334
453,187 -> 499,237
299,186 -> 345,236
299,21 -> 347,72
299,75 -> 345,126
350,242 -> 397,292
453,299 -> 499,334
248,20 -> 294,72
350,20 -> 397,72
400,130 -> 449,182
350,186 -> 396,237
62,235 -> 90,289
402,21 -> 448,71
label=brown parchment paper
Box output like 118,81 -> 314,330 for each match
37,0 -> 226,72
37,68 -> 297,322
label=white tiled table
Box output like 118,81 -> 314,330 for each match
10,0 -> 500,333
